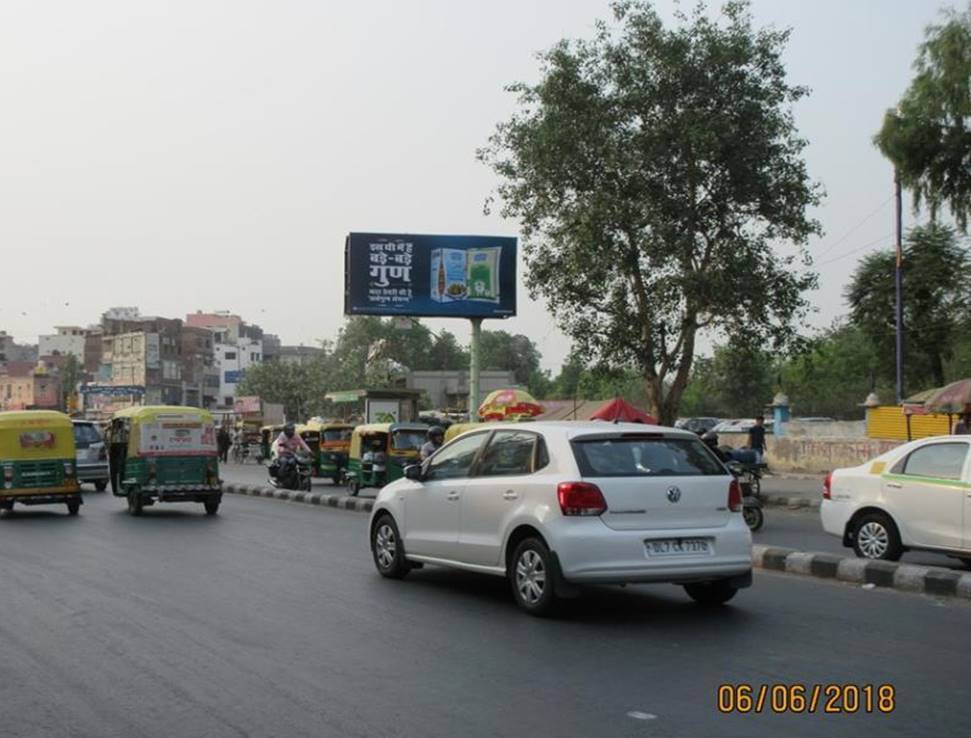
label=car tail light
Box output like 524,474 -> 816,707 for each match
823,472 -> 832,500
63,461 -> 75,478
728,478 -> 743,512
557,482 -> 607,516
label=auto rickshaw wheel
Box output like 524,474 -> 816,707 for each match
204,500 -> 220,516
67,499 -> 81,516
94,480 -> 108,492
127,491 -> 144,516
348,479 -> 360,496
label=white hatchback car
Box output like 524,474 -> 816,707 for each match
368,421 -> 752,615
822,435 -> 971,564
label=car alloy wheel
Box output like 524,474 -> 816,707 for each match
515,549 -> 547,606
857,521 -> 889,558
374,522 -> 397,571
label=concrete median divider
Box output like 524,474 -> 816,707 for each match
223,483 -> 374,513
752,543 -> 971,600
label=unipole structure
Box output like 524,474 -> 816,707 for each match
894,169 -> 905,404
469,318 -> 483,420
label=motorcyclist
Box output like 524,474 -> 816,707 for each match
420,426 -> 445,461
273,423 -> 312,487
701,431 -> 732,463
276,422 -> 312,457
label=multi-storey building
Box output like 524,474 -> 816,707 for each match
38,326 -> 87,361
186,311 -> 263,409
0,363 -> 61,411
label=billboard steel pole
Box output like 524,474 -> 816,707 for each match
894,169 -> 905,405
469,318 -> 482,420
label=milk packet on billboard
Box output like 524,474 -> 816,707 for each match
466,247 -> 501,302
430,248 -> 468,302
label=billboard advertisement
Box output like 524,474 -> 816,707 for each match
345,233 -> 517,318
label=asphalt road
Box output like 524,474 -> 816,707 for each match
220,463 -> 971,571
2,487 -> 970,738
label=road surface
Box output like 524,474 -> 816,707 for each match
1,488 -> 969,738
219,463 -> 971,571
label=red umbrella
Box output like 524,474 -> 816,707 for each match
589,398 -> 657,424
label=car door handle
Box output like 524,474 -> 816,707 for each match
446,491 -> 460,501
886,482 -> 902,489
503,490 -> 518,500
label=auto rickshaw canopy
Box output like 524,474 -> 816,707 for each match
0,410 -> 76,460
110,406 -> 217,457
349,422 -> 428,457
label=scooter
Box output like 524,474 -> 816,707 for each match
268,451 -> 313,492
727,460 -> 764,532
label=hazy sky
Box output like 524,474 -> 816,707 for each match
0,0 -> 947,370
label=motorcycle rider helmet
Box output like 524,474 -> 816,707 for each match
701,430 -> 719,449
428,426 -> 444,443
283,422 -> 296,438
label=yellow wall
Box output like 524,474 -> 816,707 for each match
866,406 -> 952,441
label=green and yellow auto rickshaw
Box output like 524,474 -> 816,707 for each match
107,406 -> 222,516
0,410 -> 82,515
316,421 -> 353,485
345,422 -> 426,496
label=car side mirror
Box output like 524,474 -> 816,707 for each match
404,464 -> 423,481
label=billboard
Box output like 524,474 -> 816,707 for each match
224,370 -> 245,384
345,233 -> 517,318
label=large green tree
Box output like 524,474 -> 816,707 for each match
680,338 -> 776,418
874,6 -> 971,231
846,222 -> 970,388
479,330 -> 542,385
479,0 -> 821,424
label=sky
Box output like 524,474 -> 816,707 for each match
0,0 -> 949,371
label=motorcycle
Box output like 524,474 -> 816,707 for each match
268,451 -> 313,492
726,459 -> 764,532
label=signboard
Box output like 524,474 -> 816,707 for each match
367,399 -> 400,423
139,417 -> 217,457
224,370 -> 245,384
234,396 -> 262,414
345,233 -> 517,318
79,384 -> 146,397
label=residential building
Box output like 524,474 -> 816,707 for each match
186,311 -> 264,409
0,331 -> 38,364
276,345 -> 324,365
181,326 -> 218,408
108,320 -> 183,405
406,369 -> 518,411
0,363 -> 61,411
38,326 -> 87,361
262,333 -> 281,363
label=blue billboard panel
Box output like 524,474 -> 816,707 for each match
224,370 -> 245,384
344,233 -> 517,318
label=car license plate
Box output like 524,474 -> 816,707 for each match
645,538 -> 712,557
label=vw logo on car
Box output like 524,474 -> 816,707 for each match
667,486 -> 682,503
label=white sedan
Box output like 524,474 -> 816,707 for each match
821,435 -> 971,563
368,421 -> 752,615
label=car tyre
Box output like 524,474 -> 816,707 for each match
94,480 -> 108,492
684,580 -> 738,606
852,511 -> 902,561
204,500 -> 220,516
371,514 -> 409,579
742,505 -> 764,532
127,491 -> 144,517
509,538 -> 559,617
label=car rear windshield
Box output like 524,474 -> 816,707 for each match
571,436 -> 727,477
73,423 -> 103,448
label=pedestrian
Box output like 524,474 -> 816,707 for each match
748,415 -> 767,464
217,425 -> 231,463
953,411 -> 971,435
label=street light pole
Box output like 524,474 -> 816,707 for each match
469,318 -> 482,420
894,168 -> 905,404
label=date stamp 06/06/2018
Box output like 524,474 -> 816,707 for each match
717,684 -> 896,715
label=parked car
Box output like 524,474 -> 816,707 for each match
674,417 -> 722,435
368,421 -> 752,615
72,420 -> 109,491
821,435 -> 971,564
